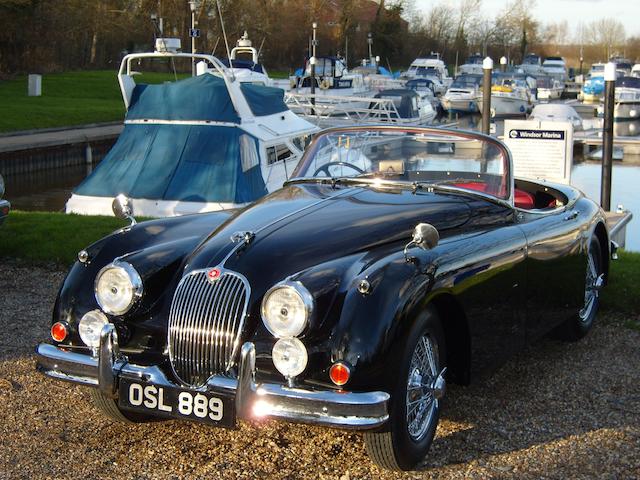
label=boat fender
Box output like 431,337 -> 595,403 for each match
320,79 -> 331,90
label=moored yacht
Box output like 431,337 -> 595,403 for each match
604,76 -> 640,120
401,54 -> 452,94
542,56 -> 568,84
477,73 -> 534,116
457,54 -> 483,75
441,74 -> 482,112
220,31 -> 272,86
66,39 -> 318,217
536,75 -> 564,100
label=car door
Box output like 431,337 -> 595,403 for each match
517,203 -> 586,341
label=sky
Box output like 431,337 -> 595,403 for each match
413,0 -> 639,38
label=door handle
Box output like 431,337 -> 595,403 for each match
564,210 -> 579,221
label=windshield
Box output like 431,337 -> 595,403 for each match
451,76 -> 481,88
292,128 -> 510,200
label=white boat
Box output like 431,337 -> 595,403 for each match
284,88 -> 435,128
221,31 -> 272,86
457,54 -> 483,75
529,104 -> 583,131
613,76 -> 640,120
401,54 -> 452,94
536,75 -> 564,100
631,64 -> 640,78
477,74 -> 534,117
518,53 -> 547,77
542,57 -> 568,84
290,56 -> 373,103
405,79 -> 441,111
441,74 -> 482,112
66,39 -> 318,217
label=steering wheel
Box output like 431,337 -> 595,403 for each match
313,161 -> 365,177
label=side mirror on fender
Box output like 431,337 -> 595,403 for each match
412,223 -> 439,250
404,223 -> 439,262
112,194 -> 137,226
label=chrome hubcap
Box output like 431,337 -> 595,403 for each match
579,250 -> 600,322
406,334 -> 440,441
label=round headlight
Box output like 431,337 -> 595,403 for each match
272,337 -> 308,378
78,310 -> 109,348
94,262 -> 142,315
261,282 -> 313,338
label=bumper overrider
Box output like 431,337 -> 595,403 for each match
35,324 -> 389,429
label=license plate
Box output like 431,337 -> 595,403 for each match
118,378 -> 235,428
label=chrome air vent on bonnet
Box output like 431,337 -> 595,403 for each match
168,268 -> 249,387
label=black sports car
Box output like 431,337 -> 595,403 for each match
36,126 -> 612,470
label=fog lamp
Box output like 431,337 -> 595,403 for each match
78,310 -> 109,348
272,337 -> 308,378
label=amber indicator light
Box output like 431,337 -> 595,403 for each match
329,362 -> 350,386
51,322 -> 68,342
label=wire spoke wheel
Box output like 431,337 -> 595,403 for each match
579,244 -> 599,322
406,334 -> 439,441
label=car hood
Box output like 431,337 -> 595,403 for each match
182,182 -> 472,288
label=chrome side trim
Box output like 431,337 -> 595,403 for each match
35,339 -> 389,430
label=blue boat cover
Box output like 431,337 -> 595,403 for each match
127,74 -> 240,123
240,83 -> 288,116
74,124 -> 267,204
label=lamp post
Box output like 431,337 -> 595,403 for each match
367,33 -> 373,61
500,56 -> 507,72
601,62 -> 616,211
310,22 -> 318,110
482,57 -> 493,135
189,0 -> 198,76
579,56 -> 584,77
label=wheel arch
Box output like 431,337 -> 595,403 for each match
427,293 -> 471,385
593,221 -> 610,285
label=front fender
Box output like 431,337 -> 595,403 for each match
51,211 -> 235,350
327,249 -> 435,392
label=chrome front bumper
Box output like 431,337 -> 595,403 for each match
35,325 -> 389,429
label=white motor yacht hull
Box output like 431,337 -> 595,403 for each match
441,93 -> 478,112
478,94 -> 531,116
614,102 -> 640,120
66,194 -> 249,218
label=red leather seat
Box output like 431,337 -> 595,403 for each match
514,189 -> 535,209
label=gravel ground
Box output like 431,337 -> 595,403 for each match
0,261 -> 639,480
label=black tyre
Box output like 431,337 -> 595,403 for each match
364,308 -> 446,471
558,235 -> 603,341
89,388 -> 153,424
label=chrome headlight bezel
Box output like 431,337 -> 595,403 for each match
260,281 -> 314,338
94,261 -> 143,316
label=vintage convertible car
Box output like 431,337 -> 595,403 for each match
36,126 -> 612,470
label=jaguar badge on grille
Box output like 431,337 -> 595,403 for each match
207,268 -> 221,282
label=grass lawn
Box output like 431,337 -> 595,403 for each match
0,70 -> 190,133
1,211 -> 639,320
0,211 -> 127,265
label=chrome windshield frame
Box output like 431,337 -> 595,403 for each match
290,125 -> 515,206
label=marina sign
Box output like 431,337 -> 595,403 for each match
504,120 -> 574,184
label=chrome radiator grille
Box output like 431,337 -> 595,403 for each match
168,269 -> 249,387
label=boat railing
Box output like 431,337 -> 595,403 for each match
284,92 -> 415,127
